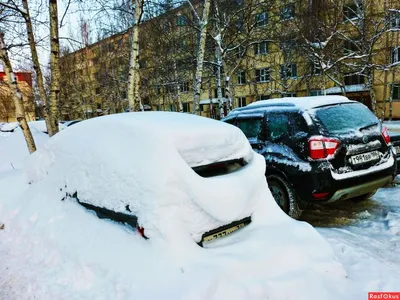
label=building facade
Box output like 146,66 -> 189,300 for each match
60,0 -> 400,120
0,71 -> 35,123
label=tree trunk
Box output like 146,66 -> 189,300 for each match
225,75 -> 232,113
366,69 -> 377,116
49,0 -> 60,136
215,48 -> 224,119
0,32 -> 36,154
127,0 -> 144,112
22,0 -> 53,136
173,60 -> 183,112
192,0 -> 211,115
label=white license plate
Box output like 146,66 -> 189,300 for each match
396,146 -> 400,155
350,151 -> 380,165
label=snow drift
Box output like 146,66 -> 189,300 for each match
1,112 -> 349,299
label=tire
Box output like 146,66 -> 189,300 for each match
350,190 -> 377,202
266,174 -> 302,219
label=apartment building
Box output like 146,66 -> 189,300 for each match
0,71 -> 35,123
60,0 -> 400,120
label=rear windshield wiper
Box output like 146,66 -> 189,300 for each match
359,122 -> 378,131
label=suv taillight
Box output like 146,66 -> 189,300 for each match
309,136 -> 341,160
382,126 -> 391,145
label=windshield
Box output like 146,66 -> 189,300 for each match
313,103 -> 378,134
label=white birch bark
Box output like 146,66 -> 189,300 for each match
21,0 -> 54,136
49,0 -> 60,136
0,32 -> 36,154
127,0 -> 144,112
192,0 -> 211,115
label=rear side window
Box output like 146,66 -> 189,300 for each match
266,112 -> 308,142
268,114 -> 289,141
236,118 -> 263,139
314,103 -> 377,134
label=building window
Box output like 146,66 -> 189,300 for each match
176,15 -> 187,26
344,73 -> 365,85
180,81 -> 189,92
237,71 -> 246,84
182,102 -> 190,112
236,45 -> 245,58
257,95 -> 271,101
280,64 -> 297,80
162,22 -> 170,32
255,11 -> 268,27
344,39 -> 359,54
237,97 -> 246,107
181,39 -> 187,49
310,90 -> 324,96
280,40 -> 295,53
392,84 -> 400,100
236,18 -> 244,32
281,92 -> 297,98
343,3 -> 361,20
390,11 -> 400,29
255,68 -> 271,83
281,4 -> 295,20
312,63 -> 322,76
392,47 -> 400,64
254,41 -> 269,55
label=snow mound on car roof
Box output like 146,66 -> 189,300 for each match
24,112 -> 256,240
246,95 -> 355,111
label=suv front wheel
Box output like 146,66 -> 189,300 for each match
267,174 -> 302,219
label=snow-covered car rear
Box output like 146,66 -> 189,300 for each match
223,96 -> 397,219
25,112 -> 267,246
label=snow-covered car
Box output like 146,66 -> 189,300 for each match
223,96 -> 397,219
0,122 -> 19,132
25,112 -> 267,246
0,121 -> 66,134
61,120 -> 82,128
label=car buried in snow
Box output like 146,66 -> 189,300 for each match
222,96 -> 397,219
25,112 -> 268,246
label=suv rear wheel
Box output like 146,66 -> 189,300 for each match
267,174 -> 302,219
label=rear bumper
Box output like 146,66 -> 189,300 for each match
290,155 -> 396,207
325,175 -> 393,203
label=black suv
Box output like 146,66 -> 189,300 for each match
222,96 -> 397,218
391,133 -> 400,174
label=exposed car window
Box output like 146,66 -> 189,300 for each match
268,114 -> 289,141
314,103 -> 378,134
236,118 -> 263,139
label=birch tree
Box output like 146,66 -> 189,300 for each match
192,0 -> 211,114
0,32 -> 36,153
127,0 -> 144,112
22,0 -> 54,135
48,0 -> 60,135
0,0 -> 58,135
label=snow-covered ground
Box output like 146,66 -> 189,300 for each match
0,117 -> 399,299
301,178 -> 400,296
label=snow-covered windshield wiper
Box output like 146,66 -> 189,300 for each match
359,122 -> 378,131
